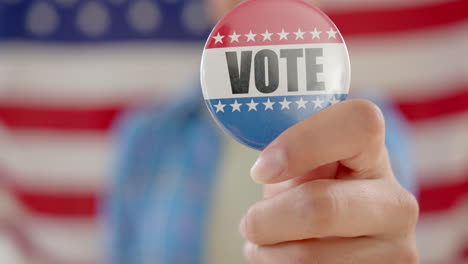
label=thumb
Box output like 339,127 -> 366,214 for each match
250,99 -> 387,184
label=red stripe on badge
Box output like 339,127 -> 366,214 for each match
418,172 -> 468,214
395,85 -> 468,122
0,103 -> 123,131
205,0 -> 344,49
329,0 -> 468,36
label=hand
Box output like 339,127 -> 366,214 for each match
240,99 -> 419,264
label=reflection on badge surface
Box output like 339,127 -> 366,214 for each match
201,0 -> 350,150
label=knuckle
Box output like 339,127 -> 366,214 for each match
347,99 -> 386,143
297,182 -> 339,236
403,249 -> 419,264
397,242 -> 419,264
395,188 -> 420,228
242,204 -> 263,243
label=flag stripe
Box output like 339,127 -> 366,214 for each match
418,173 -> 468,214
0,104 -> 121,131
348,20 -> 468,96
0,129 -> 108,190
329,0 -> 468,36
462,243 -> 468,259
1,221 -> 54,264
416,198 -> 468,262
410,110 -> 468,183
13,191 -> 97,218
2,177 -> 98,218
396,85 -> 468,122
322,0 -> 455,11
0,43 -> 203,105
0,220 -> 97,264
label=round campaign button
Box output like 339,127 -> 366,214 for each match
201,0 -> 350,150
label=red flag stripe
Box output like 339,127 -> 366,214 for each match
418,171 -> 468,214
11,187 -> 98,218
462,241 -> 468,259
0,169 -> 98,218
329,0 -> 468,36
395,84 -> 468,123
0,104 -> 123,131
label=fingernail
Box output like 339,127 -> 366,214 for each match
250,147 -> 287,183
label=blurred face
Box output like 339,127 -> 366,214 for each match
207,0 -> 320,21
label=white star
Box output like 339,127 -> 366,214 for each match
279,98 -> 292,110
246,99 -> 259,111
261,30 -> 273,41
311,28 -> 321,39
230,100 -> 242,112
329,96 -> 341,105
311,97 -> 324,109
327,28 -> 337,39
245,30 -> 257,42
296,97 -> 308,109
293,28 -> 305,40
229,32 -> 241,43
277,29 -> 289,40
263,98 -> 275,111
213,32 -> 225,44
214,100 -> 226,112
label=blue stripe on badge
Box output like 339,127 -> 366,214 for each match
206,94 -> 348,149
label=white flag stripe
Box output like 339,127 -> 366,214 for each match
349,21 -> 468,99
417,198 -> 468,262
0,217 -> 100,263
0,189 -> 24,223
321,0 -> 457,11
202,43 -> 350,99
0,43 -> 203,106
26,217 -> 100,263
0,235 -> 26,264
0,128 -> 109,191
411,110 -> 468,184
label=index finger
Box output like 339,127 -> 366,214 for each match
251,99 -> 388,184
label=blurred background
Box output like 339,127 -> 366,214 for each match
0,0 -> 467,263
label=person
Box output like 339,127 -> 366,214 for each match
105,0 -> 420,263
1,0 -> 465,263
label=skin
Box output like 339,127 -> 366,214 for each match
206,1 -> 420,263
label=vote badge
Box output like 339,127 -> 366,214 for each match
201,0 -> 350,150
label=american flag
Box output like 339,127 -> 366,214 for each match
0,0 -> 467,263
0,0 -> 210,263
